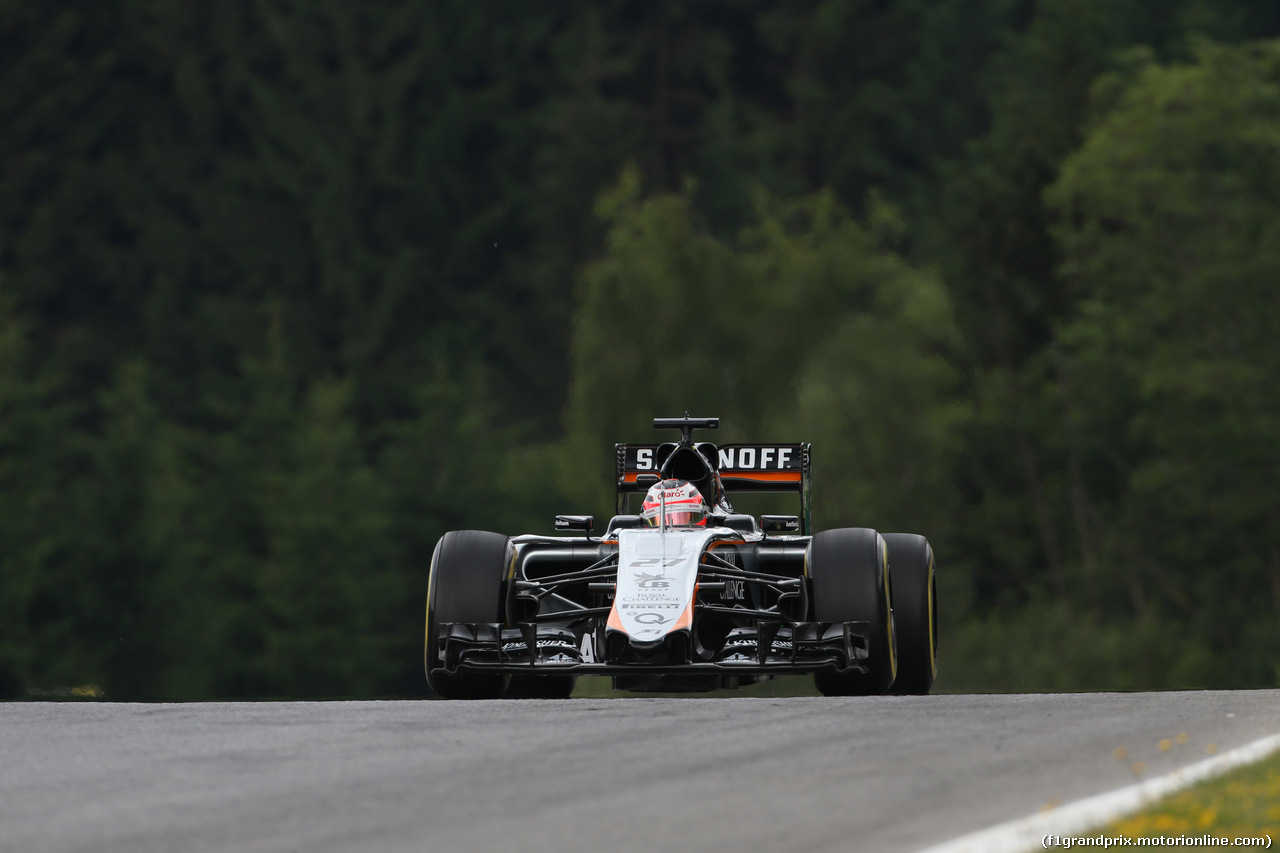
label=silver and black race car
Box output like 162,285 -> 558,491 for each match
424,416 -> 937,699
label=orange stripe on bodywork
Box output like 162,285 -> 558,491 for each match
719,471 -> 802,482
670,597 -> 694,633
607,602 -> 625,633
622,471 -> 802,483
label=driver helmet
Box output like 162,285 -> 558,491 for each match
641,479 -> 709,528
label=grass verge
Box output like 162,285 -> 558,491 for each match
1106,748 -> 1280,844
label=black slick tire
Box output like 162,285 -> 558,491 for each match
883,533 -> 937,695
425,530 -> 510,699
808,527 -> 897,696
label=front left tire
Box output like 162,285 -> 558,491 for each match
808,527 -> 897,696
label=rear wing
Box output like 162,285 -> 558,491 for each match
615,442 -> 812,534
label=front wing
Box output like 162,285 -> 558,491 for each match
431,619 -> 871,677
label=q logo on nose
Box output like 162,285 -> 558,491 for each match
634,613 -> 669,625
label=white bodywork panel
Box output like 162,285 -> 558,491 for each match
609,528 -> 721,643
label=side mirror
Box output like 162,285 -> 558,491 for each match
554,515 -> 595,534
760,515 -> 800,534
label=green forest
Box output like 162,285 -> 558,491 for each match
3,0 -> 1279,700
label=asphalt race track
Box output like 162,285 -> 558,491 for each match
3,690 -> 1279,853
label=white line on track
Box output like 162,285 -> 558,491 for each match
916,731 -> 1280,853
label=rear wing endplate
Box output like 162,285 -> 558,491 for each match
615,442 -> 812,534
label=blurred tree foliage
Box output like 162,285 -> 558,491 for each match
565,167 -> 966,539
1,0 -> 1278,698
1042,39 -> 1280,685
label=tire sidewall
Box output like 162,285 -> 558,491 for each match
425,529 -> 511,699
808,527 -> 897,695
883,533 -> 937,695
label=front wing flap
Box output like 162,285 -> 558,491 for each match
432,620 -> 871,677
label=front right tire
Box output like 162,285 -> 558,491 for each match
425,530 -> 510,699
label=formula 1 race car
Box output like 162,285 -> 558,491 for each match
424,416 -> 937,699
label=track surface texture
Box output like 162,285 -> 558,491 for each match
3,691 -> 1278,853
